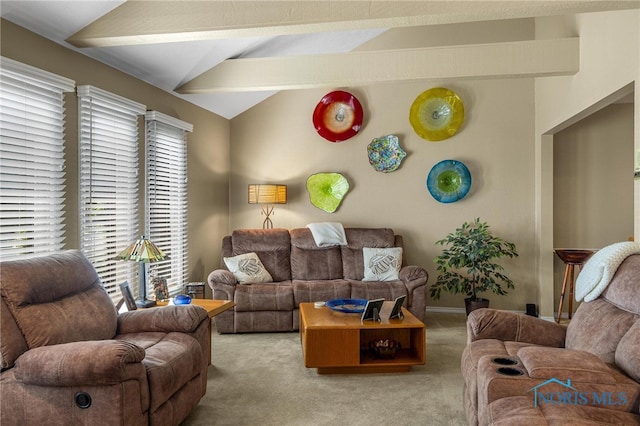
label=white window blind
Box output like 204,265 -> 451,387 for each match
78,85 -> 145,302
145,111 -> 192,296
0,57 -> 74,260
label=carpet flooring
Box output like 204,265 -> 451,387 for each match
182,312 -> 468,426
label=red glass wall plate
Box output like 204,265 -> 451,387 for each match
313,90 -> 364,142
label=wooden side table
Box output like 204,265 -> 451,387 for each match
554,249 -> 594,323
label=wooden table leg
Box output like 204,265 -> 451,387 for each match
556,264 -> 572,323
567,265 -> 575,320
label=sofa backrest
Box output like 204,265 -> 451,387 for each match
0,250 -> 118,370
228,228 -> 292,282
566,254 -> 640,364
341,228 -> 398,280
221,227 -> 404,282
290,228 -> 343,280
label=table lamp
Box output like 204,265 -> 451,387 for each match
248,184 -> 287,229
115,236 -> 166,308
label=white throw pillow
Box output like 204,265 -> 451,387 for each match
223,252 -> 273,284
362,247 -> 402,281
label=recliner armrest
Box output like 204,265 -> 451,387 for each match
117,305 -> 209,334
13,340 -> 145,386
467,308 -> 566,347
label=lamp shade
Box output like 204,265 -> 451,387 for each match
115,236 -> 166,263
248,184 -> 287,204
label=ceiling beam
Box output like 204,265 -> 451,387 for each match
176,38 -> 579,93
65,1 -> 636,48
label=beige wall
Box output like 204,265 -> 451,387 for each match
230,15 -> 539,313
1,20 -> 231,289
553,103 -> 634,312
535,9 -> 640,318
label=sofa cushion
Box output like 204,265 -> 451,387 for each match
350,280 -> 407,301
230,228 -> 291,282
234,281 -> 294,311
224,252 -> 273,284
118,332 -> 201,413
290,228 -> 343,280
487,396 -> 640,426
341,228 -> 396,280
616,320 -> 640,382
362,247 -> 402,281
566,299 -> 637,363
517,346 -> 616,383
292,279 -> 351,304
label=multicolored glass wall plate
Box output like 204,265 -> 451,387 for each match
426,159 -> 472,203
306,173 -> 349,213
410,87 -> 464,141
313,91 -> 363,142
367,135 -> 407,173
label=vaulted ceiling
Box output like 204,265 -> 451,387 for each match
2,1 -> 638,119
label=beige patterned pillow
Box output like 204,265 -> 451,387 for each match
362,247 -> 402,281
224,252 -> 273,284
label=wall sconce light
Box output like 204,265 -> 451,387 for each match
115,236 -> 167,308
248,184 -> 287,229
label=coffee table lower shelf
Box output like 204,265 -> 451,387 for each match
299,302 -> 426,374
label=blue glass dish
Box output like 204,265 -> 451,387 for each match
173,294 -> 192,305
325,298 -> 368,313
427,159 -> 472,203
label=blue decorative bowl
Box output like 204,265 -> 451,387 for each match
426,159 -> 472,203
174,294 -> 192,305
325,298 -> 368,313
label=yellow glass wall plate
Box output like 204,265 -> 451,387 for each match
409,87 -> 464,141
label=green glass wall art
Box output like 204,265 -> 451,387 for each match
306,173 -> 350,213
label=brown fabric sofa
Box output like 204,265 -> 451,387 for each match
461,254 -> 640,426
0,250 -> 211,426
207,227 -> 428,333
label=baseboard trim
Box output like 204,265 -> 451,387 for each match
425,306 -> 558,323
425,306 -> 466,314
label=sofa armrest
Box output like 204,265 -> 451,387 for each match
517,346 -> 616,383
13,340 -> 145,386
207,269 -> 238,300
399,265 -> 428,291
467,309 -> 566,347
117,305 -> 208,334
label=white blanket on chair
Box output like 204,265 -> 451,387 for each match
575,241 -> 640,302
307,222 -> 347,247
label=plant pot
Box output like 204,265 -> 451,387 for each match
465,297 -> 489,316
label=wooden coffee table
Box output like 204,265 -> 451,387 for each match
299,302 -> 426,374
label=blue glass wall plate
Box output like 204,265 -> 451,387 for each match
325,298 -> 368,313
426,160 -> 472,203
367,135 -> 407,173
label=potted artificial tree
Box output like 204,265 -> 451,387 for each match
429,218 -> 519,315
